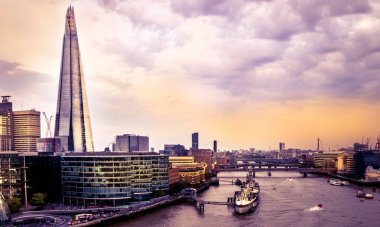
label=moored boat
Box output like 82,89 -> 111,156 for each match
365,193 -> 374,199
357,190 -> 365,198
234,169 -> 260,214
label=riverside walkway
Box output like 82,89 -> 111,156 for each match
12,196 -> 182,227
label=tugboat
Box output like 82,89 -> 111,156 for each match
234,169 -> 260,214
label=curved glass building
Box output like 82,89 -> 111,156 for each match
0,194 -> 11,225
61,152 -> 169,206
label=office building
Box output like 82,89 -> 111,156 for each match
61,152 -> 168,206
279,142 -> 285,151
213,140 -> 217,153
168,156 -> 206,185
190,149 -> 214,173
354,150 -> 380,178
36,138 -> 62,153
0,96 -> 13,151
192,132 -> 199,150
0,152 -> 22,199
168,163 -> 180,185
113,134 -> 149,152
23,152 -> 62,202
313,152 -> 339,168
160,144 -> 188,156
337,152 -> 355,175
13,110 -> 40,152
365,166 -> 380,182
54,6 -> 94,152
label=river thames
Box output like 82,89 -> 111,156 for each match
110,171 -> 380,227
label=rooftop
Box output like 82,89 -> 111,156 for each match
63,151 -> 165,157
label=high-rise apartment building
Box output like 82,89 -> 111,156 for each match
13,110 -> 40,152
192,132 -> 199,150
0,96 -> 13,151
279,142 -> 285,152
113,134 -> 149,152
54,6 -> 94,152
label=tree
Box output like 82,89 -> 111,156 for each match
151,190 -> 166,198
7,197 -> 22,213
168,182 -> 188,195
30,193 -> 46,207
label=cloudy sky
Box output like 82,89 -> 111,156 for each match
1,0 -> 380,151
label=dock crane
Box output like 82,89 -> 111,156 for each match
375,136 -> 380,150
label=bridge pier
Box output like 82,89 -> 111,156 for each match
303,172 -> 308,177
268,171 -> 272,177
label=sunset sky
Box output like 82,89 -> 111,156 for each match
1,0 -> 380,151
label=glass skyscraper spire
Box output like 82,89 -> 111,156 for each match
55,6 -> 94,152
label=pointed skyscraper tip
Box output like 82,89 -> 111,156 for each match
65,5 -> 77,34
55,6 -> 94,152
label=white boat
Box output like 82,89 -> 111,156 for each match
234,170 -> 260,214
328,179 -> 343,186
341,181 -> 349,186
364,193 -> 374,199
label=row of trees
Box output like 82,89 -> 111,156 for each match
7,193 -> 46,213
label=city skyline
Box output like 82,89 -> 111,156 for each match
1,0 -> 380,151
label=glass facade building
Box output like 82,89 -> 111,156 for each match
54,6 -> 94,152
13,110 -> 40,152
0,96 -> 13,151
0,152 -> 22,199
192,132 -> 199,150
61,152 -> 169,206
113,134 -> 149,152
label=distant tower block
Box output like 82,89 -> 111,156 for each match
192,132 -> 199,150
54,6 -> 94,152
213,140 -> 217,153
279,142 -> 285,151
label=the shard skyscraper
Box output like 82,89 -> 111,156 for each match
55,6 -> 94,152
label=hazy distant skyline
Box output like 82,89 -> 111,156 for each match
1,0 -> 380,151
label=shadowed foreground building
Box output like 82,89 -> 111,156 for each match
61,152 -> 169,206
0,152 -> 22,199
54,6 -> 94,152
0,96 -> 13,151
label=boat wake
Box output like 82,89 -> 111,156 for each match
304,204 -> 324,212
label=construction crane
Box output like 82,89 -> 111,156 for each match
42,112 -> 53,152
42,112 -> 53,138
365,137 -> 371,150
375,136 -> 380,150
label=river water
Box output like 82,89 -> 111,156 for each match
110,171 -> 380,227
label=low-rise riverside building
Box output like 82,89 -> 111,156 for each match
61,152 -> 169,206
178,167 -> 205,185
168,156 -> 206,185
168,163 -> 180,185
337,152 -> 355,175
313,152 -> 339,168
365,166 -> 380,182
